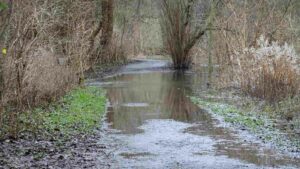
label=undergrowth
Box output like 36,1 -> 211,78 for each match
1,87 -> 107,140
233,35 -> 300,102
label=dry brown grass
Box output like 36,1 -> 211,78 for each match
224,38 -> 300,102
238,54 -> 299,102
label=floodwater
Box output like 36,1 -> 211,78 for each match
88,59 -> 300,169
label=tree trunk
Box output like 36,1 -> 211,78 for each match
100,0 -> 114,62
160,0 -> 207,70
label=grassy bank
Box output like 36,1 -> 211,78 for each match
0,87 -> 108,168
190,93 -> 300,155
43,87 -> 106,137
14,87 -> 107,140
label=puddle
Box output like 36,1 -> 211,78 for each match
122,103 -> 149,107
119,152 -> 154,159
89,60 -> 300,169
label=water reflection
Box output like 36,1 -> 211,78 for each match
101,69 -> 300,168
105,72 -> 205,133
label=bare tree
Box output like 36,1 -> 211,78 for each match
160,0 -> 210,69
100,0 -> 114,61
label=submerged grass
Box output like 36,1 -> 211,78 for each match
43,87 -> 106,137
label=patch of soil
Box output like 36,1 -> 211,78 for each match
0,131 -> 111,169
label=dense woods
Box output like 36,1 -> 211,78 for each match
0,1 -> 299,167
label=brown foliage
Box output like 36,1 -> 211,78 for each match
239,54 -> 299,102
209,0 -> 300,101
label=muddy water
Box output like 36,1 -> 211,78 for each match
89,60 -> 300,169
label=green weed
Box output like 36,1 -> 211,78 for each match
43,87 -> 106,137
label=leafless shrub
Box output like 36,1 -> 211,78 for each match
0,0 -> 100,138
22,48 -> 77,105
212,0 -> 296,67
209,0 -> 300,101
234,36 -> 299,102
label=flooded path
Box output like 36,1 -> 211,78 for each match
88,60 -> 300,169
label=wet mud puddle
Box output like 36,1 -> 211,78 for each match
88,60 -> 300,169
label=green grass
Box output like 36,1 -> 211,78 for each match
190,96 -> 300,151
0,87 -> 106,140
43,87 -> 106,137
190,97 -> 265,132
